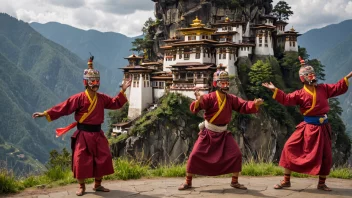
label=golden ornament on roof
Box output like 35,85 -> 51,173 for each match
290,26 -> 295,32
190,16 -> 205,28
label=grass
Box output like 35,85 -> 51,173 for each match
1,159 -> 351,194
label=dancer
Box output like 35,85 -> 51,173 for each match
262,57 -> 351,191
178,70 -> 264,190
32,56 -> 131,196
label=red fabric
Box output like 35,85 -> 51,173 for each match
56,122 -> 77,137
274,78 -> 348,175
187,128 -> 242,176
190,91 -> 258,125
279,122 -> 332,175
45,90 -> 128,179
71,130 -> 114,179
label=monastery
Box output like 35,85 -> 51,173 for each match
112,15 -> 300,135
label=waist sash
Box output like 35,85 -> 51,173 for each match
199,120 -> 228,132
304,114 -> 328,125
77,123 -> 101,132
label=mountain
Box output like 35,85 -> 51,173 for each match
298,20 -> 352,59
30,21 -> 143,91
0,13 -> 121,173
298,20 -> 352,133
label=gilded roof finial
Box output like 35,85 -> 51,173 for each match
290,26 -> 295,32
225,16 -> 230,22
190,16 -> 205,28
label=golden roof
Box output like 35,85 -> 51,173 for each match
190,16 -> 205,28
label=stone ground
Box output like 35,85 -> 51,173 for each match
3,176 -> 352,198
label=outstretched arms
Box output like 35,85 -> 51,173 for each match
262,82 -> 300,106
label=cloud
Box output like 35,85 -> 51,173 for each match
46,0 -> 86,8
89,0 -> 154,15
1,0 -> 154,37
273,0 -> 352,33
2,0 -> 352,37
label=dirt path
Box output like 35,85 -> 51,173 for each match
3,176 -> 352,198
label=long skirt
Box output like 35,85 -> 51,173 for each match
187,128 -> 242,176
279,122 -> 332,175
71,130 -> 114,179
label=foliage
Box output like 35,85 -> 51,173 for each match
0,168 -> 23,194
328,98 -> 352,164
108,133 -> 128,145
307,59 -> 326,81
329,168 -> 352,179
130,93 -> 202,136
47,148 -> 71,170
110,158 -> 149,180
247,59 -> 274,98
131,17 -> 158,60
272,1 -> 294,21
150,164 -> 187,177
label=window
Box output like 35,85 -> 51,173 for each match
184,47 -> 190,60
223,53 -> 226,59
179,53 -> 182,59
189,35 -> 196,40
219,53 -> 222,59
293,42 -> 296,47
196,47 -> 201,59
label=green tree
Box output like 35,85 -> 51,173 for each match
307,59 -> 326,81
272,1 -> 294,21
298,46 -> 309,60
328,98 -> 352,164
248,59 -> 274,98
130,17 -> 157,60
47,148 -> 71,170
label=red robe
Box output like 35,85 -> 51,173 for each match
44,90 -> 127,179
273,78 -> 349,175
188,90 -> 259,176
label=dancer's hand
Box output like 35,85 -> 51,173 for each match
122,78 -> 132,91
262,82 -> 276,91
345,71 -> 352,79
194,88 -> 204,102
254,98 -> 264,106
32,112 -> 45,118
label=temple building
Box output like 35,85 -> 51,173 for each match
117,15 -> 300,122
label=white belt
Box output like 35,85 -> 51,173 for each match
198,120 -> 228,132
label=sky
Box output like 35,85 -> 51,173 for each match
1,0 -> 352,37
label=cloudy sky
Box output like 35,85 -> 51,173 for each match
1,0 -> 352,37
